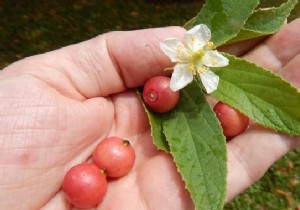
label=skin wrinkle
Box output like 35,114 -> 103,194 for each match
134,153 -> 158,210
71,37 -> 109,98
105,33 -> 127,94
24,68 -> 85,103
43,47 -> 91,100
228,139 -> 260,185
5,82 -> 101,167
226,139 -> 265,202
8,140 -> 57,168
1,162 -> 52,188
134,170 -> 153,210
88,97 -> 115,140
91,34 -> 126,97
244,44 -> 283,72
136,156 -> 165,210
267,21 -> 300,66
112,31 -> 148,89
31,168 -> 62,210
111,96 -> 131,136
281,53 -> 300,88
110,95 -> 121,137
47,63 -> 87,101
3,54 -> 86,101
66,47 -> 100,99
48,191 -> 71,210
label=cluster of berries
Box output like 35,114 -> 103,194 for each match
62,137 -> 135,208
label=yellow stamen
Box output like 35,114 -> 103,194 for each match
176,45 -> 186,58
198,67 -> 206,73
164,67 -> 174,71
191,35 -> 196,42
206,41 -> 214,50
187,65 -> 197,75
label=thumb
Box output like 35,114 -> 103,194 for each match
3,27 -> 185,99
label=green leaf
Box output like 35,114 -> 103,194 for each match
211,54 -> 300,137
145,108 -> 170,152
162,81 -> 227,210
136,90 -> 170,152
228,0 -> 298,43
188,0 -> 259,46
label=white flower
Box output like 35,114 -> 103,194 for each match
160,24 -> 229,93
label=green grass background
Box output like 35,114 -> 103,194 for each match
1,0 -> 300,209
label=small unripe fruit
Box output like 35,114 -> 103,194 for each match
143,76 -> 180,113
93,136 -> 136,178
62,162 -> 107,208
213,101 -> 249,139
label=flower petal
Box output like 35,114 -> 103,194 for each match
160,38 -> 186,62
185,24 -> 211,51
199,70 -> 219,93
184,34 -> 205,52
187,24 -> 211,41
202,50 -> 229,67
170,64 -> 194,91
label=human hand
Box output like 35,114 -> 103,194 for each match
1,18 -> 300,210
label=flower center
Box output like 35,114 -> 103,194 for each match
192,50 -> 205,65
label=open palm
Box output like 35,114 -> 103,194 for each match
1,19 -> 300,210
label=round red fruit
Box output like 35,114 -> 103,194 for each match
213,101 -> 249,139
62,162 -> 107,208
93,136 -> 136,178
143,76 -> 180,113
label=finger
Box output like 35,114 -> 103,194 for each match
218,36 -> 267,56
243,18 -> 300,72
281,54 -> 300,88
2,27 -> 185,99
226,125 -> 300,201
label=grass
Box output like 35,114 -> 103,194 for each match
0,0 -> 203,66
1,0 -> 300,209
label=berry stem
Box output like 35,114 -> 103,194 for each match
122,140 -> 131,146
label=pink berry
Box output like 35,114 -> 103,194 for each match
93,137 -> 135,178
143,76 -> 180,113
62,162 -> 107,208
213,101 -> 249,139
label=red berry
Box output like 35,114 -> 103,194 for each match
213,101 -> 249,139
62,162 -> 107,208
93,137 -> 136,178
143,76 -> 180,113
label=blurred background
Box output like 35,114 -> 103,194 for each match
1,0 -> 300,209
